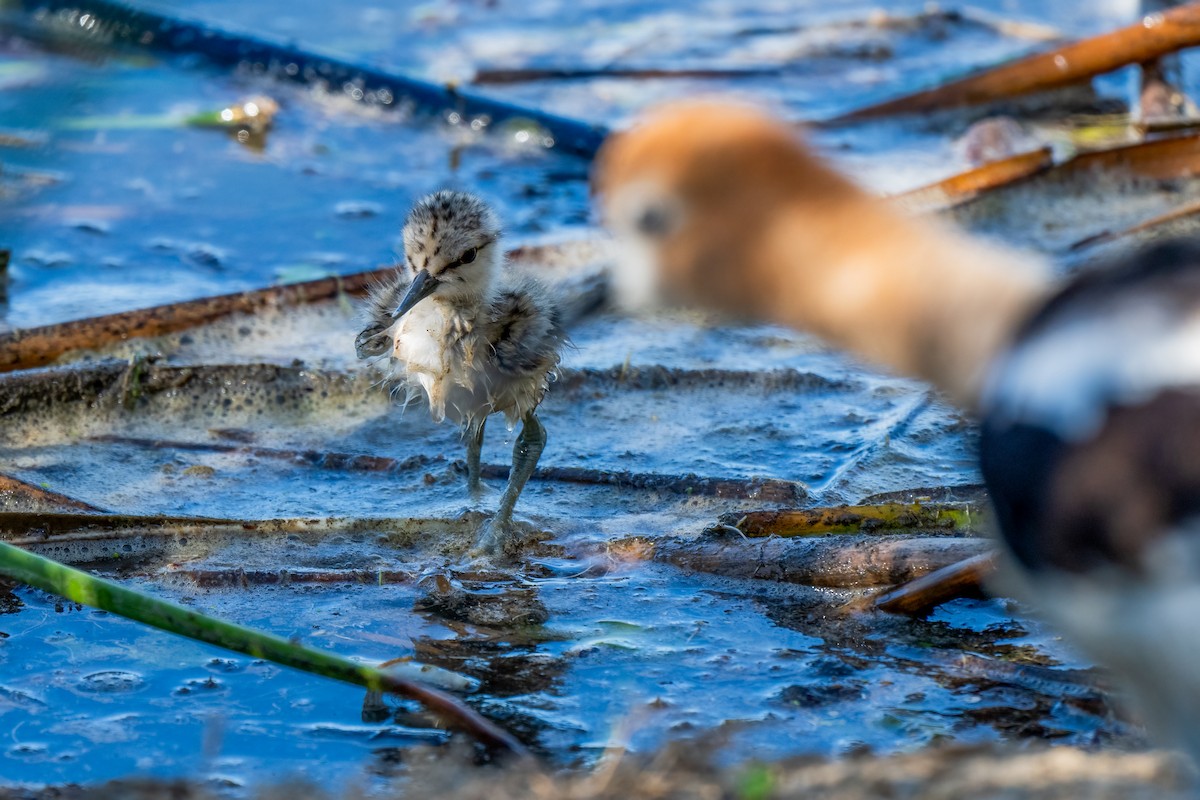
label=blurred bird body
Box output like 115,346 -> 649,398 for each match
596,101 -> 1200,762
357,190 -> 567,555
980,240 -> 1200,758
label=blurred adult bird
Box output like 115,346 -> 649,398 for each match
595,100 -> 1200,762
356,190 -> 567,556
595,101 -> 1048,410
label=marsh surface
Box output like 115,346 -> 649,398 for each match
0,0 -> 1178,792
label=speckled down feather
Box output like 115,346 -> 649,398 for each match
357,264 -> 567,431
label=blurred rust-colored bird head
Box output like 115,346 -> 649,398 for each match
594,100 -> 1049,410
594,101 -> 868,319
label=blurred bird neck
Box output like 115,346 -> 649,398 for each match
761,206 -> 1050,410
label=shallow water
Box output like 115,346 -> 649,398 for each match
0,0 -> 1180,792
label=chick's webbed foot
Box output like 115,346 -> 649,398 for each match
472,514 -> 518,558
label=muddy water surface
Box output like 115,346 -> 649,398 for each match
0,0 -> 1174,792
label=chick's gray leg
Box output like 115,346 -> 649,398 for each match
465,418 -> 486,497
498,412 -> 545,522
473,410 -> 545,556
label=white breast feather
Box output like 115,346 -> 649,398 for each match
391,302 -> 492,426
984,302 -> 1200,440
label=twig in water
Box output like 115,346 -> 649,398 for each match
893,147 -> 1054,214
873,552 -> 997,615
90,434 -> 805,502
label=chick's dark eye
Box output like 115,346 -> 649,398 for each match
459,247 -> 478,265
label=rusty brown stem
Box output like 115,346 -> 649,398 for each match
0,510 -> 255,537
829,5 -> 1200,122
0,266 -> 394,373
0,242 -> 608,374
895,147 -> 1055,214
1066,130 -> 1200,177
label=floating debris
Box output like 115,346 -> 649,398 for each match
334,200 -> 385,219
186,96 -> 279,134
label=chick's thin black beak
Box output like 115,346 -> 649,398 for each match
391,269 -> 438,319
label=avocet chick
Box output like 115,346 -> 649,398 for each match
596,100 -> 1200,765
356,190 -> 566,556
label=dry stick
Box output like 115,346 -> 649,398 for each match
555,365 -> 846,393
0,471 -> 106,512
472,8 -> 1067,89
0,511 -> 480,541
1144,114 -> 1200,134
90,434 -> 806,502
873,552 -> 997,615
863,129 -> 1200,219
827,4 -> 1200,123
476,463 -> 803,503
0,541 -> 528,757
733,7 -> 1061,44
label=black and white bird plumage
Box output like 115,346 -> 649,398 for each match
980,239 -> 1200,759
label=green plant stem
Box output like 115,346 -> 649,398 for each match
0,541 -> 529,758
